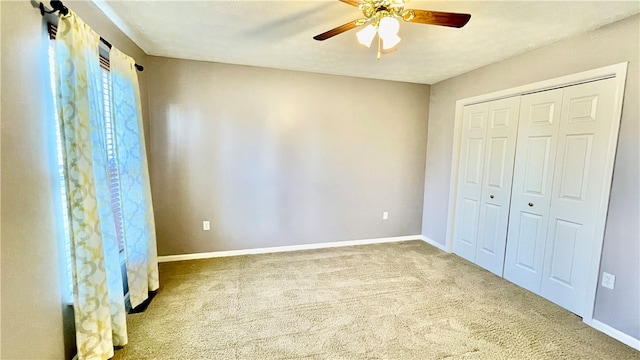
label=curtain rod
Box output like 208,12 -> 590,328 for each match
38,0 -> 144,72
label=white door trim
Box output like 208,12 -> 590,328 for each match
445,62 -> 628,325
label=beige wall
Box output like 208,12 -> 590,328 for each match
1,2 -> 66,358
0,1 -> 149,358
421,14 -> 639,338
147,57 -> 430,256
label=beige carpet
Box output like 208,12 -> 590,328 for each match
113,241 -> 638,359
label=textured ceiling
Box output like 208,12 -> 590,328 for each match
92,1 -> 640,84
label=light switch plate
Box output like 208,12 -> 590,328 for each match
203,221 -> 210,231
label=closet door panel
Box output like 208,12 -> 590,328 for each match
514,212 -> 544,270
453,103 -> 489,262
503,88 -> 563,293
540,78 -> 617,316
475,96 -> 521,275
522,136 -> 553,195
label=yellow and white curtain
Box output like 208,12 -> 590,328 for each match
109,47 -> 160,308
53,10 -> 158,360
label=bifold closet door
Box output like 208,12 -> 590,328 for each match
540,78 -> 618,316
503,88 -> 563,293
452,102 -> 489,262
453,97 -> 520,274
504,78 -> 619,317
474,97 -> 521,275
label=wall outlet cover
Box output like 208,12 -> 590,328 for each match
601,272 -> 615,290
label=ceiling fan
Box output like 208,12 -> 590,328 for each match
313,0 -> 471,58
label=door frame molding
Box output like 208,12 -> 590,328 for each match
445,62 -> 628,326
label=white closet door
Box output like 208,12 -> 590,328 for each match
474,97 -> 521,275
453,102 -> 489,262
540,78 -> 617,317
503,88 -> 563,293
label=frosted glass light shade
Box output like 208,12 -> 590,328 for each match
378,16 -> 400,39
356,24 -> 377,47
382,34 -> 401,50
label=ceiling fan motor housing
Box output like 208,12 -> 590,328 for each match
361,0 -> 414,24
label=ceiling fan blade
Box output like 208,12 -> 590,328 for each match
406,9 -> 471,28
339,0 -> 360,7
313,20 -> 363,41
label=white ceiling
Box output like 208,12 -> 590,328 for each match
92,1 -> 640,85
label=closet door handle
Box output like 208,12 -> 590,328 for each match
528,202 -> 534,207
490,195 -> 495,199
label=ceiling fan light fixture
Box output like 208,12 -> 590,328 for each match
356,24 -> 377,47
313,0 -> 472,59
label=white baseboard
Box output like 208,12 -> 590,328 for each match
589,319 -> 640,350
158,235 -> 422,263
419,235 -> 450,253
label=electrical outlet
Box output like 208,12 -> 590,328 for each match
601,272 -> 615,289
383,211 -> 389,220
203,221 -> 210,231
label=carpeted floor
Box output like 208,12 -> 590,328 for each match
113,241 -> 638,359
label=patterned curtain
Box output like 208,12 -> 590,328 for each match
53,11 -> 127,360
109,48 -> 160,308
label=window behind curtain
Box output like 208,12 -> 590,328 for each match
48,24 -> 126,299
101,59 -> 126,254
48,40 -> 73,297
